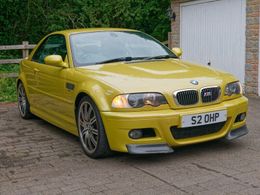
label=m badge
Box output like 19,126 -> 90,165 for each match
203,91 -> 212,97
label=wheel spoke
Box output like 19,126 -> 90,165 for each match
84,133 -> 89,146
91,128 -> 98,135
87,135 -> 93,150
90,135 -> 97,146
21,102 -> 25,114
80,108 -> 85,122
81,127 -> 88,136
79,118 -> 86,128
18,85 -> 27,116
19,86 -> 25,97
83,104 -> 88,121
90,116 -> 96,125
18,87 -> 22,96
86,105 -> 92,120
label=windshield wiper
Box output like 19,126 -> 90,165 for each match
95,55 -> 176,65
144,55 -> 176,60
96,57 -> 135,64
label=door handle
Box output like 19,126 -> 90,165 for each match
33,68 -> 40,72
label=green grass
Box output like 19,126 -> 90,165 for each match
0,77 -> 17,102
0,64 -> 19,73
0,64 -> 19,102
0,52 -> 20,102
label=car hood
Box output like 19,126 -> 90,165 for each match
76,59 -> 235,93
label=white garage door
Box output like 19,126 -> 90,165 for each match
180,0 -> 246,83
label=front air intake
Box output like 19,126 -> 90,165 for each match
201,87 -> 221,103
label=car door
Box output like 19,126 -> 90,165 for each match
20,58 -> 38,106
30,34 -> 71,122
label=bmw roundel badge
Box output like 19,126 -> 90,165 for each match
190,80 -> 199,85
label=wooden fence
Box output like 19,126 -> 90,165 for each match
0,34 -> 171,79
0,41 -> 36,78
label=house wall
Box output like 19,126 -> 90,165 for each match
245,0 -> 259,95
171,0 -> 259,95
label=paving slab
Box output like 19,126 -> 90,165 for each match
0,98 -> 259,194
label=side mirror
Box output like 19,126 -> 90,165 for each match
172,48 -> 183,58
44,55 -> 68,68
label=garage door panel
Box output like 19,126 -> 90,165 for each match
180,0 -> 246,83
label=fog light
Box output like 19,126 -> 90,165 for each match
235,112 -> 246,122
129,130 -> 143,139
239,113 -> 246,121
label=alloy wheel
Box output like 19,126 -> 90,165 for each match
78,102 -> 99,153
18,84 -> 27,117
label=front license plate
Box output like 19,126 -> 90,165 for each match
181,110 -> 227,128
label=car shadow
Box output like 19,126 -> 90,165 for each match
110,139 -> 247,163
29,115 -> 248,164
30,116 -> 80,143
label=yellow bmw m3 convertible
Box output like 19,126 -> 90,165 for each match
17,28 -> 248,158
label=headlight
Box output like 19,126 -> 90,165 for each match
225,81 -> 242,96
112,93 -> 168,108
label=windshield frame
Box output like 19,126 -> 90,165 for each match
69,30 -> 177,67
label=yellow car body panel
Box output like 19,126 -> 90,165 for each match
101,96 -> 247,152
18,28 -> 248,154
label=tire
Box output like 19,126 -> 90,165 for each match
17,82 -> 33,119
76,96 -> 112,158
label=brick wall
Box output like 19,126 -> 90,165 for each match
170,0 -> 259,95
245,0 -> 259,95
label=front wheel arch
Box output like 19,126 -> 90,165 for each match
75,92 -> 98,116
75,94 -> 112,158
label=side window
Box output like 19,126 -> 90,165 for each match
32,35 -> 67,64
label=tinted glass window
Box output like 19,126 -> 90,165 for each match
70,31 -> 176,66
32,35 -> 67,64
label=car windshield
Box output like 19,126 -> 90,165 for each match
70,31 -> 177,66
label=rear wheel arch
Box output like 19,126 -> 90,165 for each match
17,79 -> 22,87
17,71 -> 29,92
16,77 -> 30,103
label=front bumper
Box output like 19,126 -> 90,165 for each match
225,125 -> 248,140
101,96 -> 248,153
127,144 -> 174,154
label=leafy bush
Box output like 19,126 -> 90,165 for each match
0,0 -> 171,44
0,0 -> 171,102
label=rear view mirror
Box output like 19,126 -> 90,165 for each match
172,48 -> 183,58
44,55 -> 68,68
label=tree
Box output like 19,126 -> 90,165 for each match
0,0 -> 170,44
